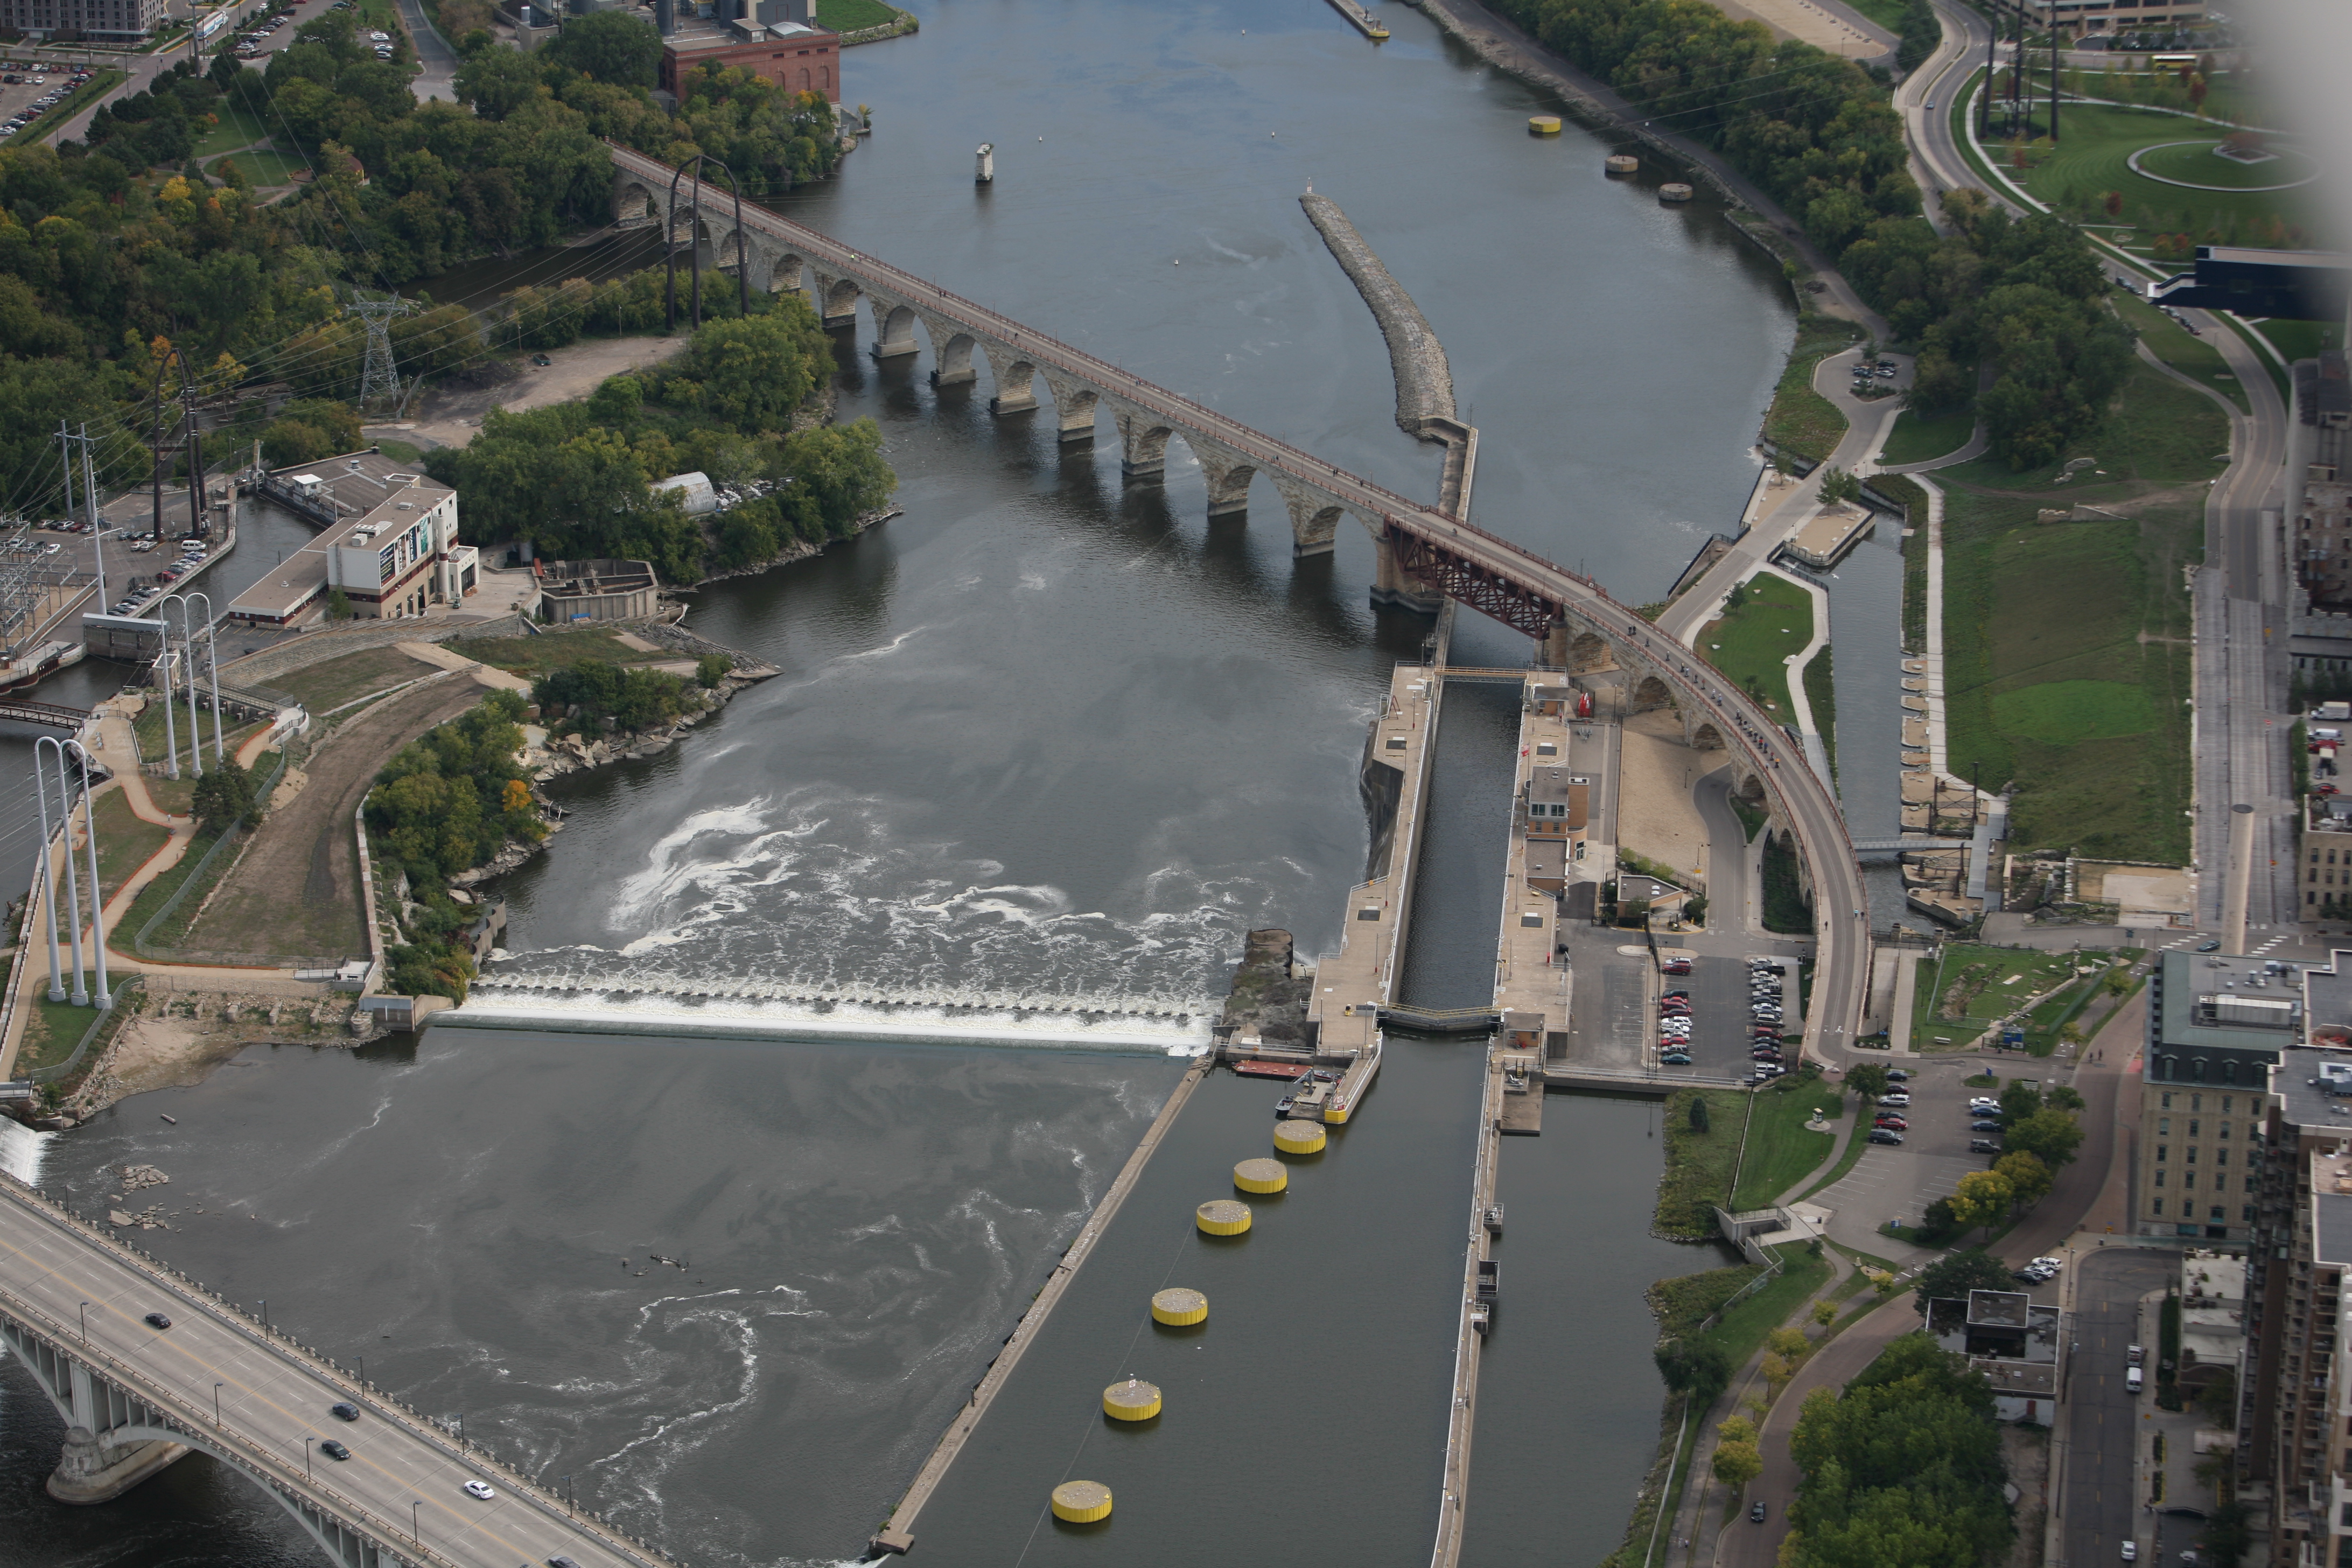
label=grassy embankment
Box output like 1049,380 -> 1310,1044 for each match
268,645 -> 444,715
1698,571 -> 1812,720
1761,832 -> 1810,934
117,751 -> 281,951
1656,1080 -> 1845,1237
1911,942 -> 2124,1054
814,0 -> 903,27
1763,316 -> 1860,463
1938,357 -> 2222,863
1880,406 -> 1976,466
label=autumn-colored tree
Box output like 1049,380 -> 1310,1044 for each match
1949,1170 -> 2014,1237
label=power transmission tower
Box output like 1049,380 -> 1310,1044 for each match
347,294 -> 415,409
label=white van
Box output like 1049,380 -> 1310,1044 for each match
2126,1366 -> 2144,1394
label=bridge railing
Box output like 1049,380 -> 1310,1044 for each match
0,1170 -> 693,1568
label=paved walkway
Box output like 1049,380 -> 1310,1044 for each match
394,640 -> 532,694
1660,351 -> 1907,649
1770,567 -> 1835,781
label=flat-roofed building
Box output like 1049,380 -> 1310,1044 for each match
659,3 -> 839,101
232,451 -> 468,628
2134,949 -> 2293,1242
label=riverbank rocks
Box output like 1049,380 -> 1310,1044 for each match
1220,928 -> 1310,1047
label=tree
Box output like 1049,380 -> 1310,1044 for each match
453,44 -> 544,119
2103,189 -> 2123,219
2006,1106 -> 2086,1171
1768,1327 -> 1810,1360
1910,1249 -> 2016,1313
1717,1413 -> 1757,1446
2046,1084 -> 2086,1112
1656,1339 -> 1732,1404
1948,1170 -> 2013,1237
1845,1062 -> 1889,1101
1811,1299 -> 1837,1327
1998,1080 -> 2042,1127
1992,1150 -> 2053,1212
669,303 -> 831,432
695,653 -> 731,689
1713,1438 -> 1764,1489
326,587 -> 353,620
190,756 -> 258,833
540,11 -> 661,87
1690,1094 -> 1711,1133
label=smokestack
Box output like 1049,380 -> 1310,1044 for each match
654,0 -> 674,34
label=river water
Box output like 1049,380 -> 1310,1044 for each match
1,0 -> 1809,1562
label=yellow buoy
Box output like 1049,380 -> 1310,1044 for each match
1051,1480 -> 1113,1523
1151,1287 -> 1208,1326
1195,1199 -> 1252,1236
1102,1377 -> 1163,1420
1528,114 -> 1562,135
1233,1158 -> 1287,1194
1606,153 -> 1639,175
1274,1121 -> 1326,1155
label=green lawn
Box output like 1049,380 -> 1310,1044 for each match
444,627 -> 663,678
1657,1088 -> 1749,1237
1730,1076 -> 1846,1211
1699,571 -> 1813,720
193,100 -> 269,157
814,0 -> 901,28
16,979 -> 110,1076
1912,942 -> 2105,1053
2258,319 -> 2341,366
1763,316 -> 1859,461
2112,290 -> 2248,412
1803,646 -> 1836,782
1937,358 -> 2220,861
90,789 -> 171,906
226,147 -> 309,187
1880,405 -> 1977,467
1837,0 -> 1908,30
1705,1245 -> 1835,1373
2012,101 -> 2319,251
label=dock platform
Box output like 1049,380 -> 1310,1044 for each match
1323,0 -> 1389,38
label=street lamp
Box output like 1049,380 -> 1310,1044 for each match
78,1301 -> 89,1341
303,1436 -> 312,1480
213,1383 -> 223,1425
411,1500 -> 421,1546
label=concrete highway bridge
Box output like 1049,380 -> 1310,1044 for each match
609,142 -> 1871,1060
0,1171 -> 685,1568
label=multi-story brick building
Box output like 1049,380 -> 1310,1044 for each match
2134,950 -> 2294,1242
0,0 -> 163,41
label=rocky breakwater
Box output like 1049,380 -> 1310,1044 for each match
1219,928 -> 1313,1048
1299,192 -> 1459,439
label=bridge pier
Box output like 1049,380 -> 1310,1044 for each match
1041,374 -> 1097,442
810,271 -> 860,329
982,343 -> 1038,414
1370,534 -> 1443,614
48,1427 -> 190,1504
871,302 -> 921,360
1116,413 -> 1168,481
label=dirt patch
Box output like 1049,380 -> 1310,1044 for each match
1999,1423 -> 2049,1568
382,334 -> 691,451
1616,709 -> 1712,881
97,1016 -> 253,1101
182,679 -> 484,963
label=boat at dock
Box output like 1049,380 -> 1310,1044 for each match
1231,1059 -> 1312,1080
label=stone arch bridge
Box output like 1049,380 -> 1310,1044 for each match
607,142 -> 1868,1051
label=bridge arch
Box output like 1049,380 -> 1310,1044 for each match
872,300 -> 920,360
1566,631 -> 1614,674
1629,674 -> 1673,712
980,340 -> 1039,412
614,178 -> 657,227
810,271 -> 860,327
1689,719 -> 1726,751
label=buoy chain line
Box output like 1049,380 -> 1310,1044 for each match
1009,1207 -> 1210,1568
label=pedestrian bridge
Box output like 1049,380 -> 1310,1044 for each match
0,698 -> 89,731
0,1171 -> 684,1568
605,142 -> 1869,1058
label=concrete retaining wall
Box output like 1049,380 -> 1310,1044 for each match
1299,193 -> 1457,437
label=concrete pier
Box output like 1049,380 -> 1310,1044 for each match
1300,193 -> 1455,438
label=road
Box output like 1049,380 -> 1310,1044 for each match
0,1174 -> 663,1568
607,139 -> 1881,1070
2060,1248 -> 2178,1568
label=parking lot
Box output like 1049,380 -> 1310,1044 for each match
0,58 -> 97,142
25,516 -> 222,619
1811,1055 -> 2012,1262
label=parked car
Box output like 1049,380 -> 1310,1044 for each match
1878,1093 -> 1910,1106
1868,1129 -> 1903,1145
1886,1068 -> 1909,1082
1661,1052 -> 1692,1065
1970,1118 -> 2003,1132
1969,1138 -> 2001,1153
